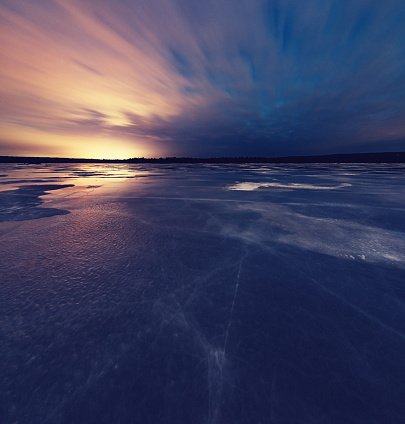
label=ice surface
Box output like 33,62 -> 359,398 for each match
227,181 -> 351,190
1,163 -> 405,423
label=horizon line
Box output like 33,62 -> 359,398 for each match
1,151 -> 405,164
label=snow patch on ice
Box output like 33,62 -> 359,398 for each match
227,182 -> 351,191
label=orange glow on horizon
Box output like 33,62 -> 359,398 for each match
0,123 -> 156,160
0,0 -> 202,159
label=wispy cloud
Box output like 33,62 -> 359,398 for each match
1,0 -> 404,158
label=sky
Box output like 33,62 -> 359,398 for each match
1,0 -> 405,159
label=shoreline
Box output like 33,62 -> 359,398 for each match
1,151 -> 405,164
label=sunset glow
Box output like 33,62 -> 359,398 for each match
1,0 -> 404,158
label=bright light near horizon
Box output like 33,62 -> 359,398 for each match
1,0 -> 405,159
0,0 -> 187,159
0,124 -> 156,159
77,138 -> 149,160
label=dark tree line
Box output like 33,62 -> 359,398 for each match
1,151 -> 404,164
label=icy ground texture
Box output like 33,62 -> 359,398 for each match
1,163 -> 405,424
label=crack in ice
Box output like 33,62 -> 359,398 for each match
304,272 -> 405,341
223,245 -> 249,354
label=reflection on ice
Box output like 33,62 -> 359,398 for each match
0,162 -> 405,424
0,163 -> 149,193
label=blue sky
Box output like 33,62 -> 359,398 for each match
1,0 -> 404,158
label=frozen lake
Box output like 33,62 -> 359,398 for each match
1,162 -> 405,423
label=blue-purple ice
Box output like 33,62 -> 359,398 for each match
1,163 -> 404,423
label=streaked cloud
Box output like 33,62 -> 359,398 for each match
1,0 -> 404,158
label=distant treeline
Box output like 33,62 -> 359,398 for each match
1,151 -> 404,164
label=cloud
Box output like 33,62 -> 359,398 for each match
1,0 -> 404,158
